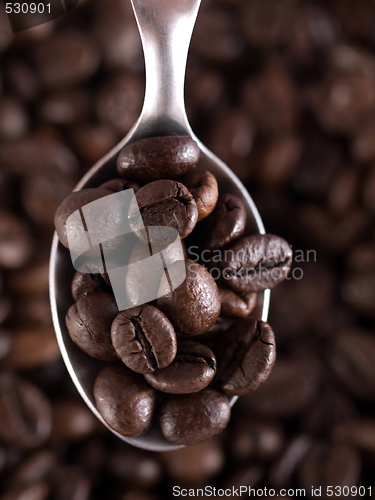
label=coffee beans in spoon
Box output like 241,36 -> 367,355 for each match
54,134 -> 292,446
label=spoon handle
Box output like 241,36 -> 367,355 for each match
130,0 -> 201,138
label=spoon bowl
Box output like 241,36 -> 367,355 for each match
50,0 -> 270,451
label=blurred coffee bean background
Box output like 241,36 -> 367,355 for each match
0,0 -> 375,498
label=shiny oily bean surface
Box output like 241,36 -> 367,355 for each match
215,318 -> 276,396
157,261 -> 221,336
71,270 -> 112,302
66,293 -> 118,362
0,373 -> 52,448
111,305 -> 177,374
219,288 -> 257,319
117,136 -> 200,182
200,192 -> 246,251
94,362 -> 157,437
160,387 -> 231,446
130,180 -> 198,241
182,170 -> 219,221
219,234 -> 292,293
100,177 -> 141,194
144,340 -> 216,394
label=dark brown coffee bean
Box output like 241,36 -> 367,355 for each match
182,170 -> 218,221
297,443 -> 361,494
51,466 -> 91,500
9,451 -> 57,486
51,400 -> 98,442
192,317 -> 233,343
230,418 -> 284,462
269,435 -> 313,489
215,318 -> 276,396
157,261 -> 221,336
342,270 -> 375,317
94,362 -> 157,437
65,293 -> 118,362
0,373 -> 52,448
160,388 -> 230,445
33,31 -> 100,89
6,328 -> 60,369
333,419 -> 375,455
0,97 -> 28,141
219,234 -> 292,293
219,288 -> 257,318
71,270 -> 111,302
54,188 -> 112,248
39,89 -> 90,125
0,481 -> 49,500
329,329 -> 375,401
160,437 -> 224,485
100,178 -> 141,194
111,305 -> 177,374
130,180 -> 198,240
8,261 -> 49,296
144,340 -> 216,394
200,192 -> 246,252
70,123 -> 117,166
106,446 -> 162,488
117,136 -> 200,183
241,358 -> 319,419
0,211 -> 34,269
96,73 -> 144,135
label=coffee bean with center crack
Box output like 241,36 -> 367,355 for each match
214,318 -> 276,396
111,305 -> 177,374
144,340 -> 216,394
66,293 -> 118,361
219,234 -> 292,293
130,180 -> 198,241
94,362 -> 157,437
183,170 -> 219,221
117,136 -> 200,182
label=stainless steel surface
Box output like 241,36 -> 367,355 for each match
50,0 -> 270,452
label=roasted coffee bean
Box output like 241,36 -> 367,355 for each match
215,318 -> 276,396
100,178 -> 141,194
332,419 -> 375,455
8,260 -> 49,296
9,451 -> 57,486
94,362 -> 157,437
96,73 -> 144,135
0,481 -> 49,500
107,445 -> 162,488
117,136 -> 200,183
342,270 -> 375,317
241,358 -> 318,419
219,288 -> 257,318
182,170 -> 218,221
157,261 -> 221,336
144,340 -> 216,394
111,305 -> 177,374
297,443 -> 361,495
54,188 -> 112,248
70,123 -> 117,166
160,437 -> 224,484
219,234 -> 292,293
160,388 -> 231,446
230,418 -> 284,462
51,466 -> 91,500
51,400 -> 98,442
0,211 -> 34,269
39,89 -> 90,125
130,180 -> 198,240
71,270 -> 111,302
33,31 -> 100,89
200,192 -> 246,251
329,329 -> 375,401
0,97 -> 28,141
6,328 -> 60,369
269,435 -> 313,488
0,373 -> 52,448
66,293 -> 118,362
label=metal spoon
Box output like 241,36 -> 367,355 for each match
50,0 -> 270,451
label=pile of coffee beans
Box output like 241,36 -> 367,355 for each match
0,0 -> 375,497
54,134 -> 291,445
